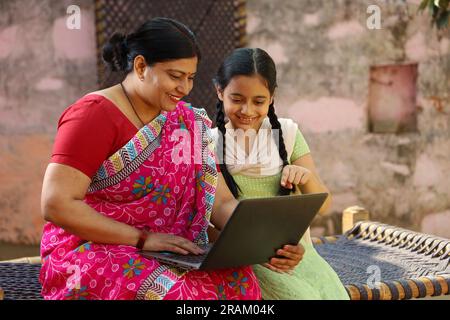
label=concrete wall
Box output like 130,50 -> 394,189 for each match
0,0 -> 97,244
0,0 -> 449,248
246,0 -> 450,237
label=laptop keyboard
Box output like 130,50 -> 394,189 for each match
158,243 -> 212,264
166,252 -> 205,264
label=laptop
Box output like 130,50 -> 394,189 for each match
140,192 -> 328,270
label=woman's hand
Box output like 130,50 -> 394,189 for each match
280,165 -> 311,189
143,232 -> 205,255
262,243 -> 305,274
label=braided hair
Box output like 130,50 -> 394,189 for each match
216,100 -> 241,198
213,48 -> 291,198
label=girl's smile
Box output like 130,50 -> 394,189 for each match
217,74 -> 273,132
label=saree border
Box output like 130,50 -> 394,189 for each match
87,135 -> 162,193
192,107 -> 218,244
136,265 -> 187,300
87,114 -> 166,193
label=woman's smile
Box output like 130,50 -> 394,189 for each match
168,93 -> 183,104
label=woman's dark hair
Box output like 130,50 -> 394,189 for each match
213,48 -> 291,198
102,17 -> 201,73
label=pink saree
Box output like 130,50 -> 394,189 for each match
39,102 -> 261,300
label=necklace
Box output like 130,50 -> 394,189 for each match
120,82 -> 145,127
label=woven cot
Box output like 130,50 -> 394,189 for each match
1,218 -> 449,300
314,221 -> 450,300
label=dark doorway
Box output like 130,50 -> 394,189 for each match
95,0 -> 246,118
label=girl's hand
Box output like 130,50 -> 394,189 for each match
262,244 -> 305,274
281,165 -> 311,189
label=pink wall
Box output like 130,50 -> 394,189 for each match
0,0 -> 98,244
247,0 -> 450,237
0,0 -> 449,247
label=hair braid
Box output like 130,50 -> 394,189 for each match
268,101 -> 291,196
216,100 -> 241,198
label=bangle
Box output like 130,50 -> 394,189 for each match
136,227 -> 149,250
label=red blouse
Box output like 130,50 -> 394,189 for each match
51,94 -> 139,178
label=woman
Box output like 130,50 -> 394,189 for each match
211,48 -> 350,300
39,18 -> 302,300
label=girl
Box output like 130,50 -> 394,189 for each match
211,48 -> 349,300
